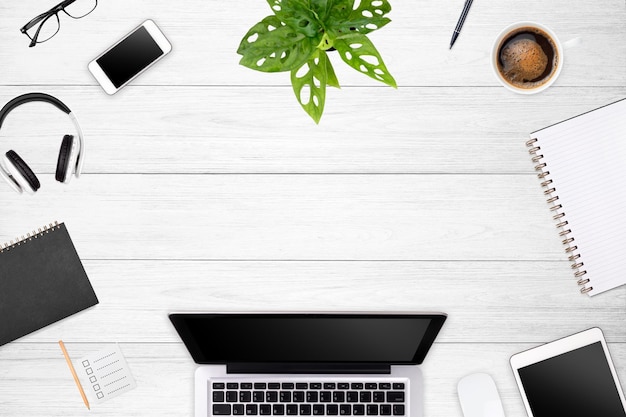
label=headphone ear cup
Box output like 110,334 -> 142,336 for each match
5,150 -> 40,193
56,135 -> 73,182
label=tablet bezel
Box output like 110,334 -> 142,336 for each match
510,327 -> 626,416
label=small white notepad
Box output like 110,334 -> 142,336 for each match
78,344 -> 137,403
528,98 -> 626,296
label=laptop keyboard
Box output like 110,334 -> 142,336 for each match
210,380 -> 408,416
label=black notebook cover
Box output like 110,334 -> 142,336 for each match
0,222 -> 98,346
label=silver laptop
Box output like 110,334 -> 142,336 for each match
169,313 -> 447,417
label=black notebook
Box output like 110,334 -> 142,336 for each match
0,222 -> 98,346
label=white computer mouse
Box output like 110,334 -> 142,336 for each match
457,373 -> 505,417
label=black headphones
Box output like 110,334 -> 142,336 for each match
0,93 -> 85,194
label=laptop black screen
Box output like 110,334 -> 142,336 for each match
169,313 -> 446,365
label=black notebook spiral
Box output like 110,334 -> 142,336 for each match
0,222 -> 98,346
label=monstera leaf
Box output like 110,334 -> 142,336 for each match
238,0 -> 396,123
237,16 -> 316,72
292,50 -> 342,123
334,34 -> 396,87
327,0 -> 391,36
266,0 -> 322,38
326,0 -> 355,21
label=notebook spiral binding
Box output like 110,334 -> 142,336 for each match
0,221 -> 60,253
526,139 -> 591,294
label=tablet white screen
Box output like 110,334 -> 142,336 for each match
518,341 -> 626,416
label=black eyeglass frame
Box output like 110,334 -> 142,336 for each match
20,0 -> 98,47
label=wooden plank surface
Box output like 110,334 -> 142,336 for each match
1,0 -> 625,416
1,174 -> 568,260
1,86 -> 625,174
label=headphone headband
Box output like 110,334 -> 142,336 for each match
0,93 -> 72,130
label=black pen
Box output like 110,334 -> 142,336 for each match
449,0 -> 474,49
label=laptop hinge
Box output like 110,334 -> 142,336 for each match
226,363 -> 391,374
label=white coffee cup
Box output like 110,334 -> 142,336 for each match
491,21 -> 563,95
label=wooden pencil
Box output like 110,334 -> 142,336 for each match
58,340 -> 90,410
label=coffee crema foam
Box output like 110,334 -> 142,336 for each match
497,27 -> 559,90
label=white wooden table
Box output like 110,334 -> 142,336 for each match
1,1 -> 625,416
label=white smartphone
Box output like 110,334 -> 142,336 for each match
88,20 -> 172,94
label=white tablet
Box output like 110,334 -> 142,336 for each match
510,328 -> 626,417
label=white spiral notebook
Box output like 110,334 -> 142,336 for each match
527,98 -> 626,296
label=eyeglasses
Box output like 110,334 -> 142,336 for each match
20,0 -> 98,47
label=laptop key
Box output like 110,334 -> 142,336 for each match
228,383 -> 239,389
246,404 -> 258,415
365,383 -> 377,390
379,383 -> 391,390
347,391 -> 358,402
380,405 -> 391,416
254,383 -> 267,389
273,404 -> 285,415
392,383 -> 404,390
296,383 -> 308,390
386,392 -> 404,403
338,383 -> 350,390
234,405 -> 245,415
213,383 -> 226,389
253,391 -> 264,402
332,391 -> 345,403
241,383 -> 253,389
373,392 -> 385,403
260,405 -> 271,415
282,383 -> 295,389
213,404 -> 232,415
353,405 -> 365,415
351,383 -> 364,390
280,391 -> 292,402
313,405 -> 325,415
268,383 -> 281,390
214,391 -> 225,402
294,391 -> 305,402
367,405 -> 378,416
300,405 -> 312,415
360,392 -> 372,403
326,405 -> 339,415
320,391 -> 331,402
324,383 -> 336,390
392,405 -> 404,416
267,391 -> 278,402
340,405 -> 351,415
227,391 -> 238,402
310,383 -> 322,390
307,391 -> 318,402
287,405 -> 298,415
240,391 -> 252,402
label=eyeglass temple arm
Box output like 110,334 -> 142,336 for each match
28,19 -> 48,47
21,11 -> 50,32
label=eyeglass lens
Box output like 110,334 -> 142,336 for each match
25,14 -> 60,43
25,0 -> 97,44
63,0 -> 98,19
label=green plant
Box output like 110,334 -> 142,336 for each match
237,0 -> 397,123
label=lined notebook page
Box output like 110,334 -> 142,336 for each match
531,98 -> 626,296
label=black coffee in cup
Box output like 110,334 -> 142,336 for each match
496,26 -> 559,89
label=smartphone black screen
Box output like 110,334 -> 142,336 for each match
96,26 -> 164,88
